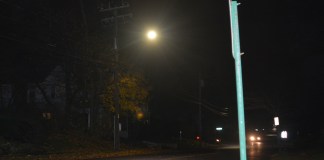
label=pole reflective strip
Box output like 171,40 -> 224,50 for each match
229,1 -> 247,160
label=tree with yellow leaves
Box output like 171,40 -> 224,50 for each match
101,72 -> 149,120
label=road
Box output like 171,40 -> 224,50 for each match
95,142 -> 280,160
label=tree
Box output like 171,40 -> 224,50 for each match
101,71 -> 150,119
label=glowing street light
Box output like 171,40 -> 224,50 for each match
147,30 -> 157,40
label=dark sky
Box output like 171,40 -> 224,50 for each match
129,0 -> 324,133
1,0 -> 323,137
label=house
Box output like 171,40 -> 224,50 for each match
0,66 -> 66,118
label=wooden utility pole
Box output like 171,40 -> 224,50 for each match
99,0 -> 132,150
198,74 -> 203,139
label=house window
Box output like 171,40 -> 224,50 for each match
42,112 -> 52,120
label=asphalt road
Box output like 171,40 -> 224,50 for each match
95,142 -> 280,160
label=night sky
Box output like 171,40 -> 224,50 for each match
130,0 -> 324,134
1,0 -> 324,139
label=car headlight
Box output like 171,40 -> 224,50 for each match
250,136 -> 255,141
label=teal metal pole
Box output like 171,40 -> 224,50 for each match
228,1 -> 247,160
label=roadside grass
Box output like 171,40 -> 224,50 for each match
1,128 -> 213,160
271,133 -> 324,160
271,149 -> 324,160
0,148 -> 164,160
0,130 -> 167,160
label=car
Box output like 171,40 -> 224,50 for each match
248,134 -> 261,142
247,130 -> 263,143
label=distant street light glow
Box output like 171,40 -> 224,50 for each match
216,127 -> 223,131
136,112 -> 144,120
274,117 -> 279,126
147,30 -> 157,40
281,131 -> 288,139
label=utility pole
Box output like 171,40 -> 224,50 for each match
99,0 -> 132,150
228,1 -> 247,160
198,74 -> 203,139
113,8 -> 121,149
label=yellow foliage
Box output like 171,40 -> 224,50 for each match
101,72 -> 149,115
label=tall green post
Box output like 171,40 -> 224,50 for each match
228,1 -> 247,160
